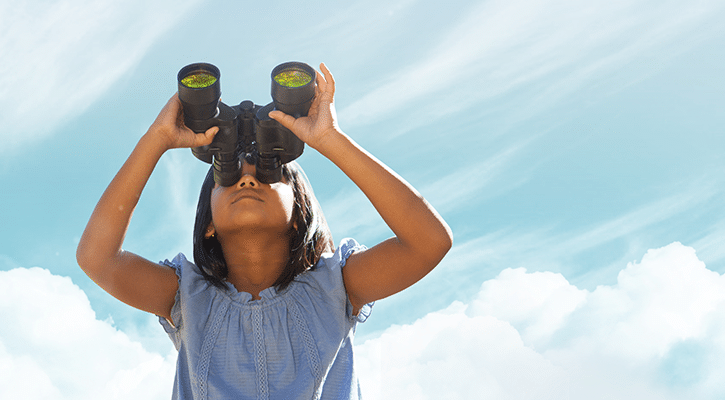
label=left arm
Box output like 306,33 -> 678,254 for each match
270,64 -> 453,312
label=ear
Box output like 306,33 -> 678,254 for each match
205,223 -> 216,239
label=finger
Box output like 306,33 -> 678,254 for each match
169,93 -> 186,122
268,110 -> 296,130
205,125 -> 219,138
167,93 -> 183,112
158,93 -> 180,117
319,63 -> 333,82
315,67 -> 327,93
189,126 -> 219,147
165,92 -> 178,105
202,126 -> 219,144
319,63 -> 335,96
308,84 -> 322,111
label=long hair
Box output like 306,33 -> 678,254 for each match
192,161 -> 334,291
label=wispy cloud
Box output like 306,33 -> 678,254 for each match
320,137 -> 536,245
558,180 -> 719,256
0,0 -> 199,153
125,150 -> 206,262
421,137 -> 537,215
377,176 -> 723,323
693,222 -> 725,267
339,0 -> 725,133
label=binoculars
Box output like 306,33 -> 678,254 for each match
177,61 -> 316,185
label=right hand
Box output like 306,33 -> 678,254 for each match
148,93 -> 218,150
268,63 -> 340,153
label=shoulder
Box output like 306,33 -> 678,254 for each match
159,254 -> 217,313
161,253 -> 209,291
293,238 -> 372,322
321,238 -> 367,270
158,253 -> 229,340
160,253 -> 188,276
303,238 -> 366,285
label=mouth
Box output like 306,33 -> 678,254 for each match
231,192 -> 263,204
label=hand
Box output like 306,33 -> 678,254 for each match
148,93 -> 218,151
269,63 -> 342,151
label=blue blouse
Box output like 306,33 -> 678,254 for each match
158,238 -> 373,400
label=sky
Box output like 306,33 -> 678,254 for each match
1,0 -> 724,398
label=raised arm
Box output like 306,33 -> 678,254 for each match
270,64 -> 453,313
76,94 -> 217,320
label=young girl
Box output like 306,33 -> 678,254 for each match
77,63 -> 452,399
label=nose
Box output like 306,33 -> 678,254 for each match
238,162 -> 258,188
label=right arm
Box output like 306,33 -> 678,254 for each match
76,94 -> 217,320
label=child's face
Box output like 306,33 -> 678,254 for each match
208,162 -> 296,238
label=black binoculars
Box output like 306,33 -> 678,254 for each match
177,61 -> 316,185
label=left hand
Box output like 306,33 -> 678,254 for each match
269,63 -> 341,151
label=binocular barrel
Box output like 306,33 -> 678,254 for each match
271,62 -> 316,118
177,61 -> 316,186
177,63 -> 221,133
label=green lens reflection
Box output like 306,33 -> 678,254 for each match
181,72 -> 217,88
274,69 -> 312,88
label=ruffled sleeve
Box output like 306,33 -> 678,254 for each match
339,238 -> 374,323
304,238 -> 373,323
157,253 -> 186,349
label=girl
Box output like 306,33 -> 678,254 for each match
77,63 -> 452,399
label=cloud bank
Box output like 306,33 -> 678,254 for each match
3,242 -> 723,398
0,267 -> 175,400
357,242 -> 725,399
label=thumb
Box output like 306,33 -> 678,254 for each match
193,126 -> 219,147
268,110 -> 296,130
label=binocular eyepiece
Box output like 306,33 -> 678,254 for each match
177,61 -> 317,186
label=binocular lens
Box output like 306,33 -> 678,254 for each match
181,72 -> 217,88
274,68 -> 313,88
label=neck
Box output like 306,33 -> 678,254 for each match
217,228 -> 291,299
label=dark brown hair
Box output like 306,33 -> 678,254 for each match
192,161 -> 334,290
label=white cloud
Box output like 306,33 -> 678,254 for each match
356,303 -> 570,400
468,268 -> 588,347
0,0 -> 198,152
356,242 -> 725,399
5,242 -> 725,399
0,267 -> 175,400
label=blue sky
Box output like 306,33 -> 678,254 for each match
1,0 -> 724,398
